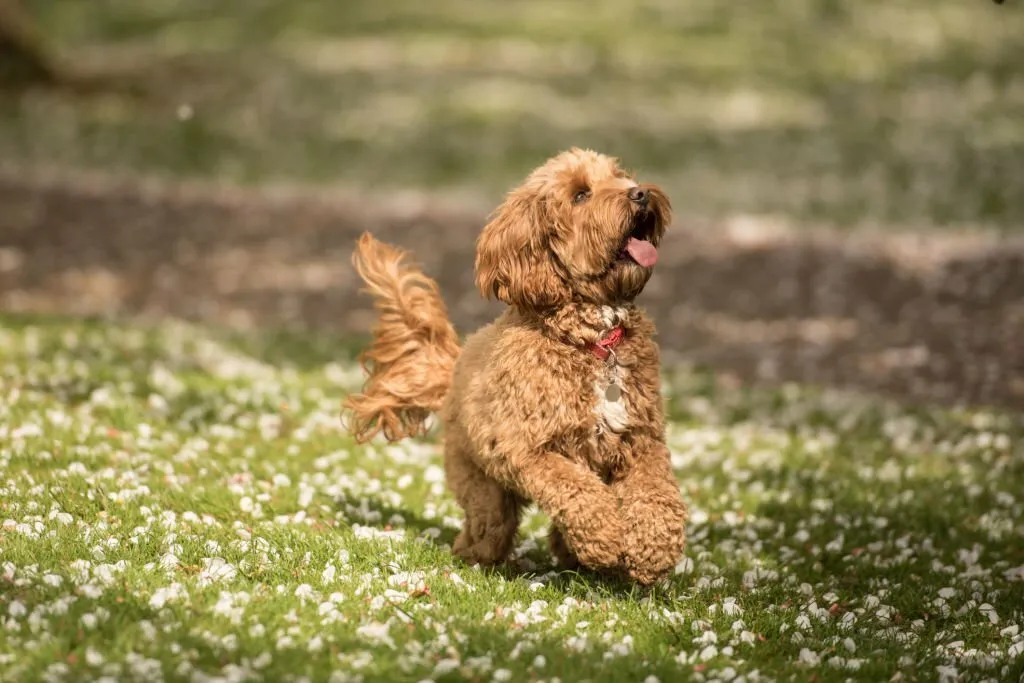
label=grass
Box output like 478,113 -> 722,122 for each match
2,0 -> 1023,229
0,312 -> 1023,683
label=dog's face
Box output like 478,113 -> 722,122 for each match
475,148 -> 671,311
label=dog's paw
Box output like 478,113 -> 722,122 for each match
623,540 -> 684,586
621,497 -> 687,584
574,540 -> 626,571
626,563 -> 670,587
563,515 -> 627,571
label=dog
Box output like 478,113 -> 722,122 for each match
343,148 -> 687,585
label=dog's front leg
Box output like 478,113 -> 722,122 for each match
502,450 -> 627,571
611,438 -> 688,586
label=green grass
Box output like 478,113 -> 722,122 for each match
1,312 -> 1023,682
3,0 -> 1024,228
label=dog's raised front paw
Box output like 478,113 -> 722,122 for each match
621,496 -> 687,585
562,512 -> 627,571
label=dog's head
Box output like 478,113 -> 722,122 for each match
475,148 -> 671,311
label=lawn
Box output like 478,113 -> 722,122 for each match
0,313 -> 1022,682
4,0 -> 1024,229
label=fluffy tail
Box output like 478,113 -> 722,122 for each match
343,232 -> 461,443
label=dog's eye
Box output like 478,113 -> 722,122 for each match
572,189 -> 591,205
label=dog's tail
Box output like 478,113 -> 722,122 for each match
343,232 -> 461,444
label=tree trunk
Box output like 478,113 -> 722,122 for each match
0,0 -> 61,88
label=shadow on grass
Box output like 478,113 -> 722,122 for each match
334,491 -> 459,548
332,489 -> 669,599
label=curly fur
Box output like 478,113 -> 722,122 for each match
344,148 -> 688,585
343,233 -> 460,443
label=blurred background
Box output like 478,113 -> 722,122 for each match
1,0 -> 1023,407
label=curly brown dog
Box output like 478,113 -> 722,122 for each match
344,148 -> 687,585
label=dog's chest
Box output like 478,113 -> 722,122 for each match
580,359 -> 643,478
593,362 -> 631,434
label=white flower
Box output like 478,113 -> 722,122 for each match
722,597 -> 743,616
159,553 -> 179,571
330,672 -> 364,683
356,621 -> 395,649
51,512 -> 73,526
466,656 -> 493,672
388,571 -> 427,592
566,635 -> 588,652
840,611 -> 857,630
433,659 -> 460,675
979,604 -> 1000,625
493,670 -> 512,682
675,557 -> 695,575
149,583 -> 187,609
198,558 -> 237,586
607,635 -> 633,658
798,648 -> 820,667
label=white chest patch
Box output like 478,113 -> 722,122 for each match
599,305 -> 629,329
594,363 -> 629,433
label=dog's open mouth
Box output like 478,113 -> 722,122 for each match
618,211 -> 658,268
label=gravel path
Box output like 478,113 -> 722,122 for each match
2,167 -> 1022,410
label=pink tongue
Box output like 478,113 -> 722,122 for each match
625,237 -> 658,267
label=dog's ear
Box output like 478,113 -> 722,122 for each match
475,189 -> 568,311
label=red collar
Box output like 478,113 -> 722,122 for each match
590,326 -> 625,361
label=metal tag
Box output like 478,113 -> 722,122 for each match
604,383 -> 622,402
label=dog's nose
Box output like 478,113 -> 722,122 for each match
627,187 -> 649,207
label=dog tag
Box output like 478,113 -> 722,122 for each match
604,383 -> 622,402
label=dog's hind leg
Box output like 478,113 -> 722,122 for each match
445,445 -> 523,567
547,525 -> 580,571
